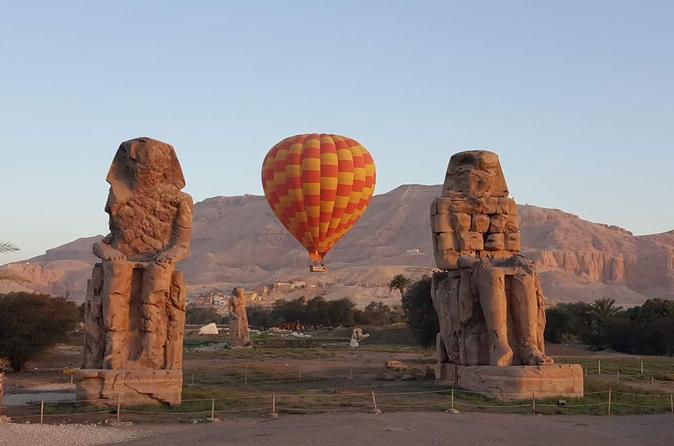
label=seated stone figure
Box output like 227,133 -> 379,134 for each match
430,151 -> 552,367
82,137 -> 192,383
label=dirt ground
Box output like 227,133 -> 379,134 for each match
2,412 -> 672,446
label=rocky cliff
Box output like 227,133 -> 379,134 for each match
2,185 -> 673,306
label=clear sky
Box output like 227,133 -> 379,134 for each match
1,1 -> 673,264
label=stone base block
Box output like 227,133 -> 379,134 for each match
75,369 -> 182,407
435,363 -> 583,401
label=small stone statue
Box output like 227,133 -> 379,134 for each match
229,287 -> 252,346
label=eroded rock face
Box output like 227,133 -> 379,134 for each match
77,137 -> 193,407
431,151 -> 551,368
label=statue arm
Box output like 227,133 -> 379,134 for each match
92,234 -> 126,260
156,194 -> 193,264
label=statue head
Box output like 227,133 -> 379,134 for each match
232,287 -> 245,299
105,137 -> 185,212
442,150 -> 508,198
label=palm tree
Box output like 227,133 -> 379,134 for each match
0,241 -> 19,281
0,241 -> 18,254
389,274 -> 413,299
590,298 -> 622,326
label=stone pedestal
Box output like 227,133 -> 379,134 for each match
75,369 -> 183,407
435,363 -> 584,400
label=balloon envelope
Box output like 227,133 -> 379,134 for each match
261,134 -> 376,263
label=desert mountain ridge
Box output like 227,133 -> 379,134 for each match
2,184 -> 674,307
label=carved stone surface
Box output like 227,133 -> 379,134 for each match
431,151 -> 582,399
77,137 -> 192,407
229,287 -> 252,347
435,363 -> 584,401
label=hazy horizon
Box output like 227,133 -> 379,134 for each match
2,1 -> 673,264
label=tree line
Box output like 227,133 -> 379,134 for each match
545,297 -> 674,355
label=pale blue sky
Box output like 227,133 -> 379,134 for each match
1,0 -> 673,264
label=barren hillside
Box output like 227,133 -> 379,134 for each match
2,185 -> 673,306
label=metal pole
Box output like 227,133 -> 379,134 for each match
652,376 -> 655,388
607,388 -> 612,415
598,360 -> 601,375
532,391 -> 536,415
40,400 -> 44,424
211,398 -> 215,419
641,360 -> 644,376
117,393 -> 121,423
371,390 -> 379,413
617,370 -> 620,382
272,393 -> 276,416
670,394 -> 673,413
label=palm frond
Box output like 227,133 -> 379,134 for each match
0,241 -> 19,253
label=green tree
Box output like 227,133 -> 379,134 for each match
185,306 -> 220,325
388,274 -> 413,299
401,275 -> 438,347
0,292 -> 79,371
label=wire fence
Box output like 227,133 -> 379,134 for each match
2,385 -> 674,424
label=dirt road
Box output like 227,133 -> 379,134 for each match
108,412 -> 673,446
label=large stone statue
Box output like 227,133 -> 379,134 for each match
229,287 -> 252,347
76,137 -> 193,407
431,151 -> 582,399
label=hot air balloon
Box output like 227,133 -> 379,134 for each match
261,134 -> 376,272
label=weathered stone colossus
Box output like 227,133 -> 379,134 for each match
77,137 -> 193,407
229,287 -> 252,347
431,151 -> 583,399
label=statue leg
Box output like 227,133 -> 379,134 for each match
139,262 -> 173,369
101,260 -> 133,369
510,272 -> 554,365
478,266 -> 513,366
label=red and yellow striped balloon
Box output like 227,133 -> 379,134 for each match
261,134 -> 376,264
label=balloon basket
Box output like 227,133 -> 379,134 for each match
310,264 -> 328,273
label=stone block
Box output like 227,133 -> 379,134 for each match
478,197 -> 499,214
471,214 -> 490,233
434,232 -> 456,251
431,214 -> 453,233
435,197 -> 453,214
434,249 -> 459,270
484,233 -> 505,251
489,214 -> 509,233
505,232 -> 521,251
435,363 -> 584,401
458,232 -> 484,251
497,197 -> 517,214
505,214 -> 520,232
75,369 -> 183,407
451,213 -> 471,232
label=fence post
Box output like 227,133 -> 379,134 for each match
617,370 -> 620,382
271,392 -> 277,418
211,398 -> 215,419
607,388 -> 612,415
117,393 -> 121,423
652,376 -> 655,388
451,388 -> 455,411
598,360 -> 601,375
371,390 -> 381,414
670,394 -> 673,413
532,391 -> 536,415
640,360 -> 644,376
40,399 -> 44,424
